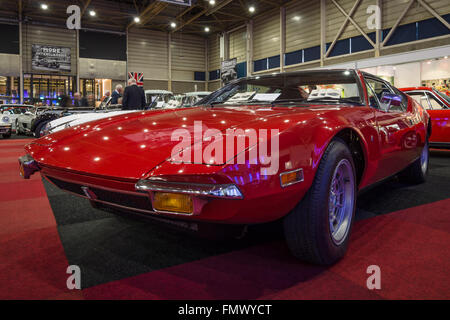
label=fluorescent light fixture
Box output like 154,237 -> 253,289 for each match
293,16 -> 301,21
170,22 -> 176,28
89,10 -> 96,16
134,17 -> 140,23
204,26 -> 210,32
249,6 -> 255,13
209,0 -> 216,5
41,3 -> 48,10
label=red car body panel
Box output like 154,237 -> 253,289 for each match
400,87 -> 450,145
23,71 -> 429,224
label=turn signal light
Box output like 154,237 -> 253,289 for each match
153,192 -> 193,214
280,168 -> 304,187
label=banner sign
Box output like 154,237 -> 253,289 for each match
128,72 -> 144,87
221,58 -> 237,84
158,0 -> 191,6
32,45 -> 71,72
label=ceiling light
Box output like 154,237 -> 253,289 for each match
209,0 -> 216,5
170,22 -> 176,28
249,6 -> 255,13
293,16 -> 301,21
89,10 -> 96,17
134,17 -> 140,23
41,3 -> 48,10
204,26 -> 210,32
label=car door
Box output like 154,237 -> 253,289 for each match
363,75 -> 418,180
425,91 -> 450,144
407,90 -> 450,144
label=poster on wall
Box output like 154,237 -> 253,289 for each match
221,58 -> 237,84
158,0 -> 191,6
32,45 -> 71,72
128,72 -> 144,87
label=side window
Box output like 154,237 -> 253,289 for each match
365,78 -> 393,110
426,93 -> 445,110
407,92 -> 430,109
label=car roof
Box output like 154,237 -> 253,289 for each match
399,87 -> 433,91
145,90 -> 173,94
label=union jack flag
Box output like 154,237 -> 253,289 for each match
128,72 -> 144,87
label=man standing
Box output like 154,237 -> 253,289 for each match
73,92 -> 88,107
122,79 -> 146,110
111,85 -> 123,104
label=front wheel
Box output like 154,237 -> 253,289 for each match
283,138 -> 356,265
34,121 -> 48,138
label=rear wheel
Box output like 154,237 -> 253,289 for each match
399,140 -> 429,184
283,138 -> 356,265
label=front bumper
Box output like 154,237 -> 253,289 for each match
0,125 -> 11,134
18,154 -> 40,179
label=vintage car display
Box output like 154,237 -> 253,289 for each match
16,107 -> 49,135
31,97 -> 120,138
19,70 -> 430,265
400,87 -> 450,148
0,114 -> 12,138
0,104 -> 34,131
145,90 -> 175,109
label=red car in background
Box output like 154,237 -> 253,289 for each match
400,87 -> 450,148
19,70 -> 430,265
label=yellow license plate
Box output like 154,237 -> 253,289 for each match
153,192 -> 193,214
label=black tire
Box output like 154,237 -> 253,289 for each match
34,121 -> 48,138
398,140 -> 429,184
283,138 -> 357,265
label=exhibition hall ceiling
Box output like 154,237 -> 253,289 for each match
0,0 -> 286,34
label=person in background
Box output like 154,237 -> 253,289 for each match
122,79 -> 146,110
86,94 -> 95,108
111,85 -> 123,104
101,91 -> 111,101
73,92 -> 88,107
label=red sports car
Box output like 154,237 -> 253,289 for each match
400,87 -> 450,148
19,70 -> 430,265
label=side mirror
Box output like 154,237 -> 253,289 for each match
380,93 -> 403,112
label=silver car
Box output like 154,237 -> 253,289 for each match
16,107 -> 48,135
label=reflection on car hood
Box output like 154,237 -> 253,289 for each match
26,105 -> 327,180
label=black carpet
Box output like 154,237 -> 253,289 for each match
42,150 -> 450,288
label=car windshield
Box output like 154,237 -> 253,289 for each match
146,94 -> 174,107
2,107 -> 29,114
433,88 -> 450,104
202,70 -> 364,106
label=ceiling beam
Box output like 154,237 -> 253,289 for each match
206,0 -> 234,16
172,7 -> 208,32
81,0 -> 92,16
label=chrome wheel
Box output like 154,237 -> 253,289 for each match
328,159 -> 355,245
420,142 -> 429,175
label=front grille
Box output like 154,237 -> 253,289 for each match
46,176 -> 153,211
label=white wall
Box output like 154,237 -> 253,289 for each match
394,62 -> 422,87
421,58 -> 450,81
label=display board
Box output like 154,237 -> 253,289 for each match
31,45 -> 71,72
221,58 -> 237,84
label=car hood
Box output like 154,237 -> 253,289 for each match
26,106 -> 326,180
49,111 -> 134,132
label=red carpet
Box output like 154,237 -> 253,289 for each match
0,139 -> 82,300
82,199 -> 450,300
1,139 -> 449,299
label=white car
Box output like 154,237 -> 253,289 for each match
0,114 -> 12,138
179,91 -> 211,107
44,110 -> 136,135
145,90 -> 174,109
0,104 -> 34,131
16,107 -> 49,135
